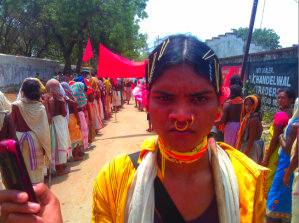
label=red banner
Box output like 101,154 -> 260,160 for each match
97,44 -> 147,78
221,66 -> 243,87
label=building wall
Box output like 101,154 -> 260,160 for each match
0,54 -> 61,92
219,47 -> 298,112
205,32 -> 267,58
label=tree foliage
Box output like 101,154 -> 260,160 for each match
0,0 -> 148,73
232,27 -> 282,50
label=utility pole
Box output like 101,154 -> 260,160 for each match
240,0 -> 259,81
155,35 -> 160,46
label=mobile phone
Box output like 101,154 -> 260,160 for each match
0,139 -> 38,203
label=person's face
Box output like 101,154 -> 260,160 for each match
148,65 -> 219,152
244,99 -> 254,113
277,92 -> 293,107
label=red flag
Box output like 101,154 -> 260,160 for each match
82,39 -> 94,62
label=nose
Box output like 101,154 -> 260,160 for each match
168,101 -> 193,124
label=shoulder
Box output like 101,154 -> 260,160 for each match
290,122 -> 299,131
248,115 -> 260,124
95,154 -> 136,187
217,142 -> 268,178
274,111 -> 289,125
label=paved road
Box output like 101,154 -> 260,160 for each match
50,103 -> 155,223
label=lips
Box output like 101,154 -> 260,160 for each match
168,127 -> 195,137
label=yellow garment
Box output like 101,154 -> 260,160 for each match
262,122 -> 280,199
68,113 -> 83,144
16,131 -> 44,184
104,79 -> 111,91
92,136 -> 268,223
12,99 -> 51,167
34,78 -> 47,94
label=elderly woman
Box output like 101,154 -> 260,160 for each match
11,80 -> 52,184
0,35 -> 267,223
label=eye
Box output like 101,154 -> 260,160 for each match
158,96 -> 171,101
193,97 -> 207,102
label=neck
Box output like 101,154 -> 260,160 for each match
157,149 -> 211,179
281,105 -> 292,111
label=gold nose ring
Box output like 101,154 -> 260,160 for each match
190,116 -> 194,125
175,120 -> 188,131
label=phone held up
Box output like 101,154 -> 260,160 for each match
0,139 -> 38,203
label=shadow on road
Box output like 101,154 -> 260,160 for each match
101,133 -> 155,140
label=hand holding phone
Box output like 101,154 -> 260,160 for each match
0,140 -> 38,203
0,140 -> 63,223
0,183 -> 63,223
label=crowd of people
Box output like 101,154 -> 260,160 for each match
215,74 -> 298,222
0,34 -> 298,223
0,73 -> 139,183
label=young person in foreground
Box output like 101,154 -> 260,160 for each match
0,34 -> 268,223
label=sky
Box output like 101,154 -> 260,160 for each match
138,0 -> 298,48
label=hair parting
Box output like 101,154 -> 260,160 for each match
146,34 -> 223,98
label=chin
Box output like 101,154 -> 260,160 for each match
165,134 -> 203,151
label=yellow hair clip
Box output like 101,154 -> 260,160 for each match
214,59 -> 219,93
202,49 -> 215,60
202,50 -> 211,59
149,52 -> 157,85
205,53 -> 215,60
158,39 -> 170,61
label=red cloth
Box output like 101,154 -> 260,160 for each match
84,78 -> 93,95
97,44 -> 147,78
82,39 -> 94,63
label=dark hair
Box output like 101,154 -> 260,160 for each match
229,74 -> 243,87
228,84 -> 242,99
278,88 -> 297,104
146,34 -> 223,98
245,95 -> 261,112
22,80 -> 41,100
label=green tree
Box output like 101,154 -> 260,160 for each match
0,0 -> 148,74
43,0 -> 148,73
232,27 -> 282,50
0,0 -> 54,57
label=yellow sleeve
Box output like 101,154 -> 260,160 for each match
252,174 -> 267,223
92,161 -> 114,223
92,154 -> 136,223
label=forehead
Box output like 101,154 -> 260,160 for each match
245,99 -> 253,104
278,92 -> 288,97
151,65 -> 214,94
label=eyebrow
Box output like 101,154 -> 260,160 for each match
151,90 -> 214,96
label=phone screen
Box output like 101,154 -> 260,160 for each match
0,151 -> 27,191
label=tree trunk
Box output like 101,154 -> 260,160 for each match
64,56 -> 72,74
76,39 -> 83,73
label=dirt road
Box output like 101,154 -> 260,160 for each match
50,103 -> 155,223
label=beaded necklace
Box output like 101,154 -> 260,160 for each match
158,137 -> 208,178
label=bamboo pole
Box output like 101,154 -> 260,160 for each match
240,0 -> 259,81
89,60 -> 91,76
114,90 -> 117,121
210,145 -> 228,223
